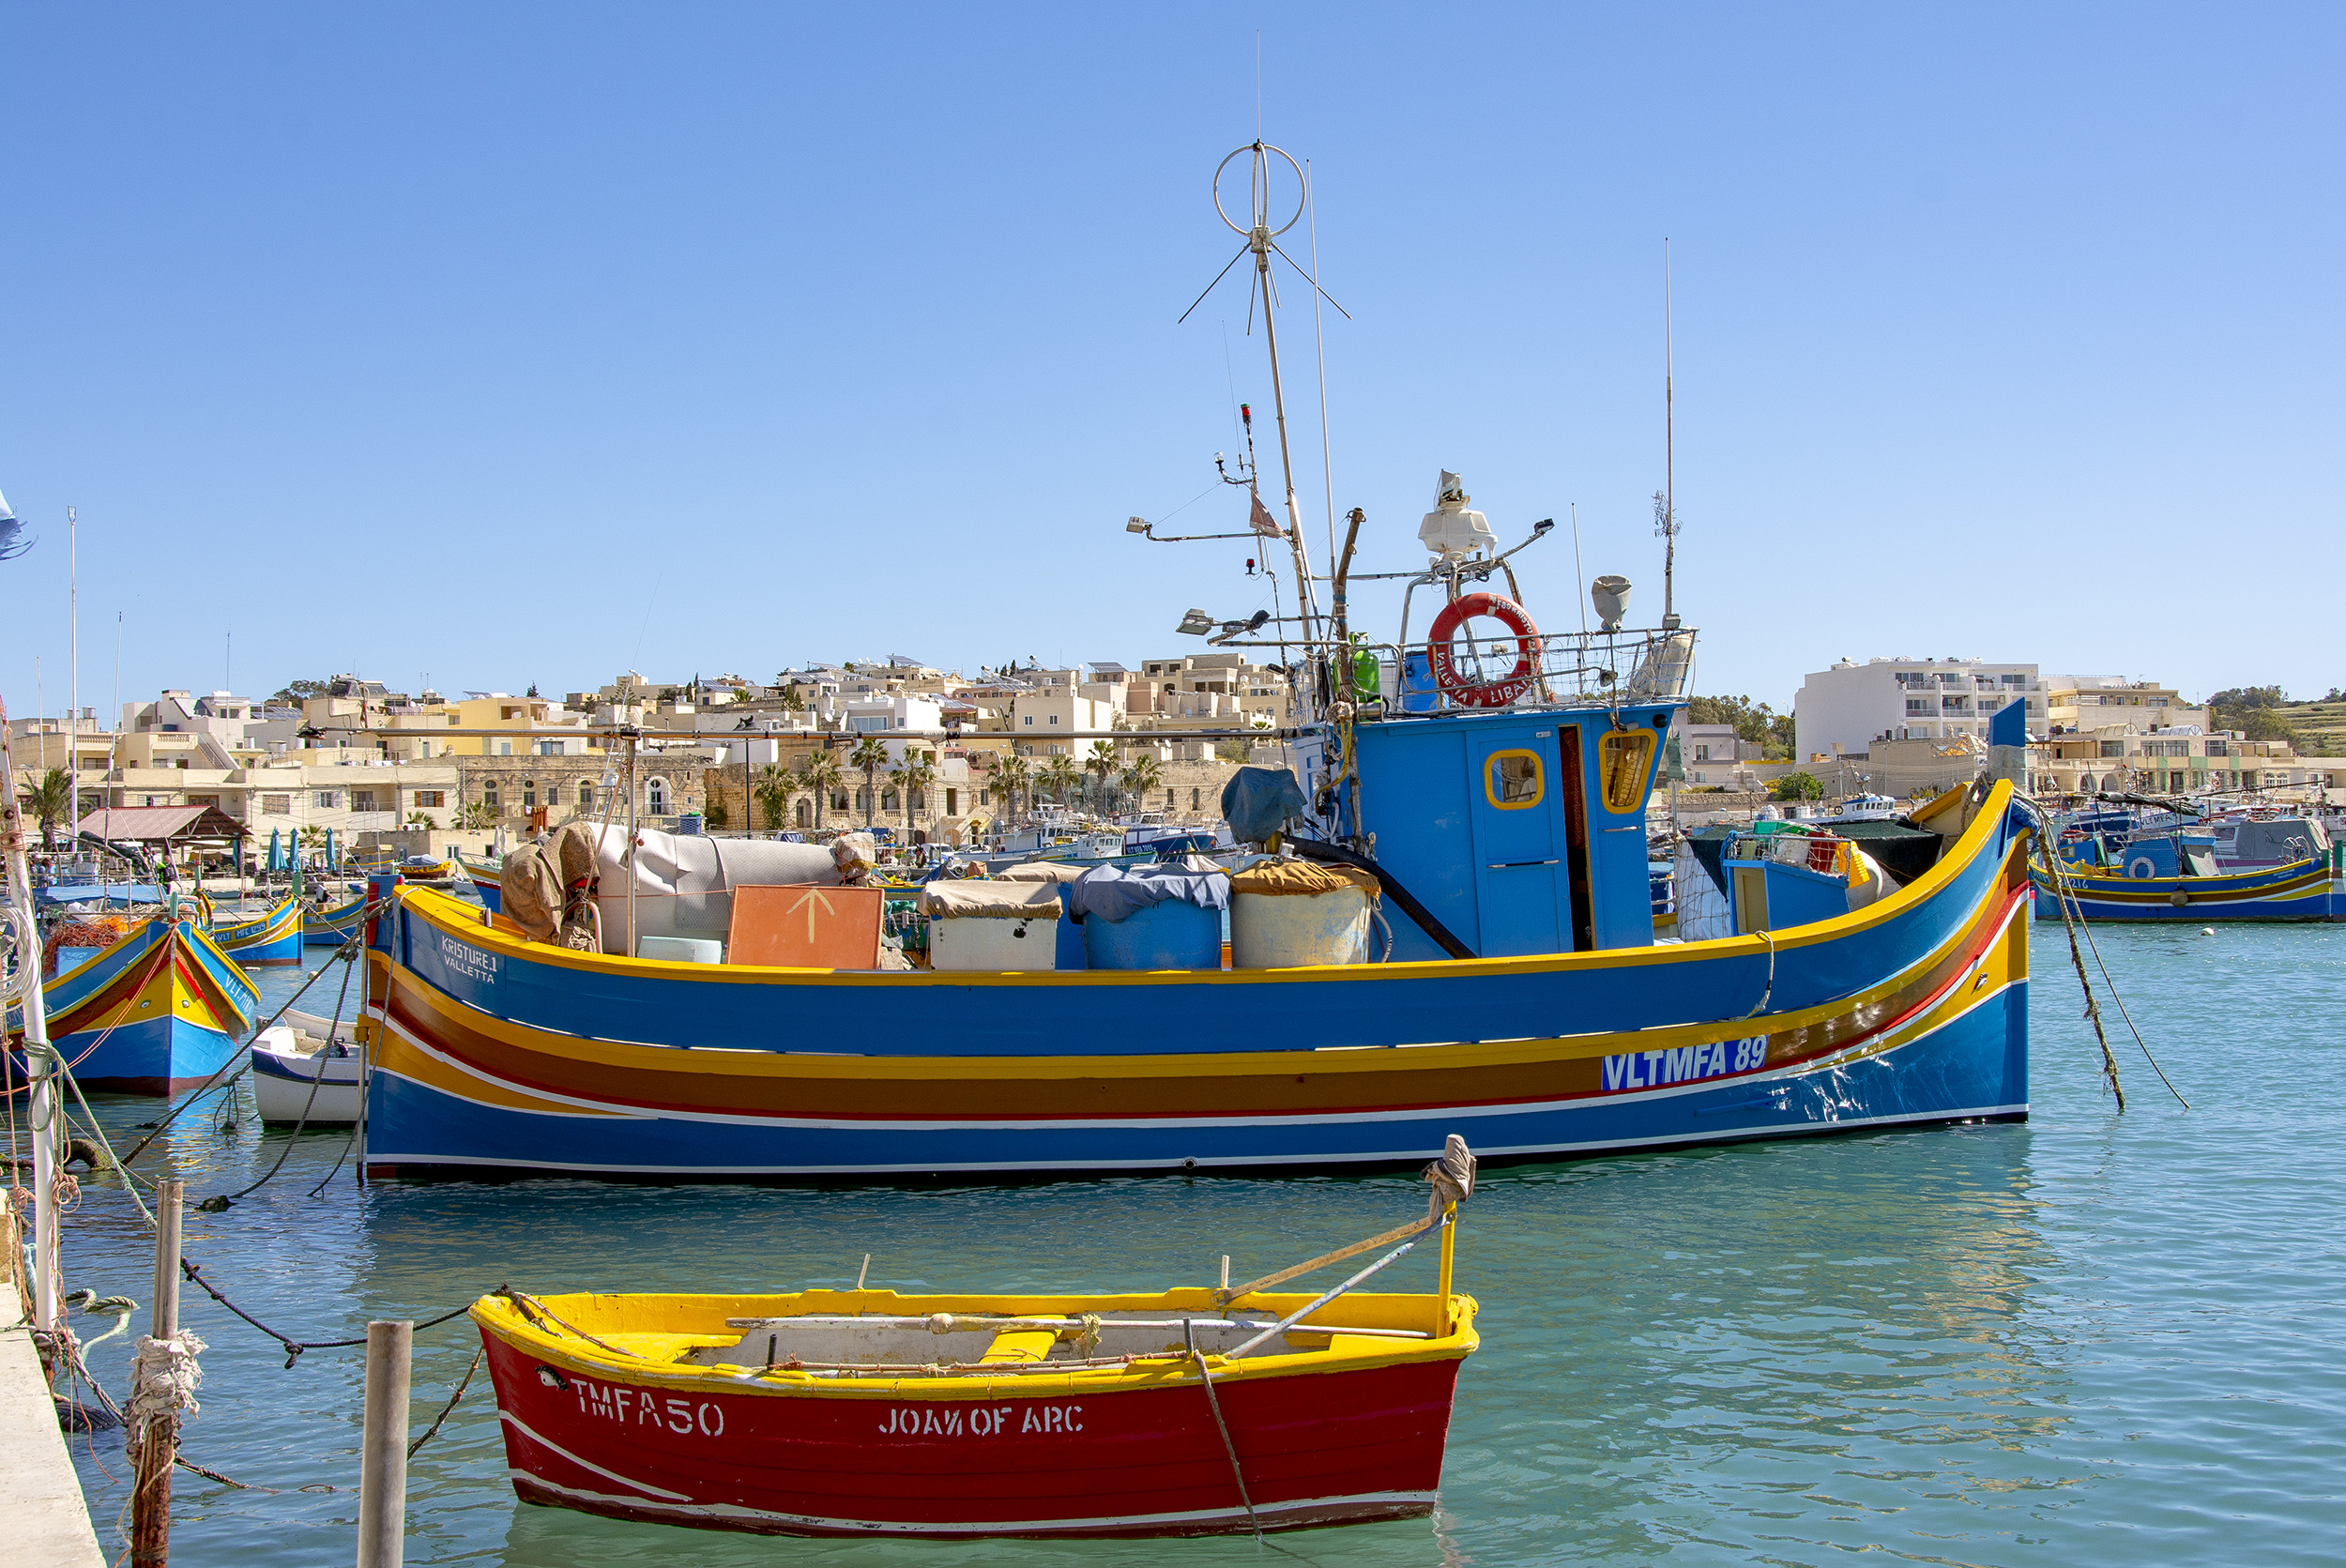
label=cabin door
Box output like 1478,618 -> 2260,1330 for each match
1468,732 -> 1568,956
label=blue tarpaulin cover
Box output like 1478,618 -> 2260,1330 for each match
1221,767 -> 1308,844
1067,863 -> 1231,923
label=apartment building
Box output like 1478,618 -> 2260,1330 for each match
1794,658 -> 2045,761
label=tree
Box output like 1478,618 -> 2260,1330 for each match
454,800 -> 497,829
405,810 -> 435,828
1119,754 -> 1164,816
891,750 -> 936,839
2208,687 -> 2299,746
800,749 -> 843,830
754,762 -> 794,831
1687,695 -> 1795,759
1771,770 -> 1824,802
1086,740 -> 1120,813
846,737 -> 891,827
269,677 -> 330,707
1039,755 -> 1079,806
993,753 -> 1030,822
20,768 -> 72,847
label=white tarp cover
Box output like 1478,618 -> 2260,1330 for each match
583,825 -> 840,953
919,881 -> 1062,919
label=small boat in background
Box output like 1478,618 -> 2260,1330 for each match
457,850 -> 504,912
210,892 -> 303,967
302,890 -> 369,945
472,1146 -> 1481,1539
2034,850 -> 2341,922
11,913 -> 257,1093
251,1007 -> 364,1122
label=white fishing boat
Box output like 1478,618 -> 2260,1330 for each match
249,1006 -> 364,1123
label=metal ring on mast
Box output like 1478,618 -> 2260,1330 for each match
1213,143 -> 1306,239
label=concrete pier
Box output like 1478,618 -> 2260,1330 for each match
1,1266 -> 107,1565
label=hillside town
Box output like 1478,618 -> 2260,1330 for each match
11,650 -> 2339,869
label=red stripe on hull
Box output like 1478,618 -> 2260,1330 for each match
480,1332 -> 1461,1538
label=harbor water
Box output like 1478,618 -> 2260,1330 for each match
37,921 -> 2346,1566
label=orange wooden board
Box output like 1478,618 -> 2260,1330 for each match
727,883 -> 884,968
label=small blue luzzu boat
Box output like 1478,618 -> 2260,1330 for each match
303,890 -> 370,945
211,893 -> 303,966
2033,847 -> 2341,922
11,914 -> 257,1093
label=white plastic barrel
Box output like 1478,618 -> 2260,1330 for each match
1231,887 -> 1372,968
929,914 -> 1059,972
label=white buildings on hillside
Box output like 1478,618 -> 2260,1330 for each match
1793,658 -> 2044,762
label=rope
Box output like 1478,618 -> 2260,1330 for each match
2030,804 -> 2128,1109
127,1329 -> 206,1434
113,913 -> 382,1171
1185,1319 -> 1260,1543
2046,826 -> 2186,1107
1740,928 -> 1776,1019
177,1256 -> 475,1368
208,949 -> 358,1207
407,1345 -> 485,1460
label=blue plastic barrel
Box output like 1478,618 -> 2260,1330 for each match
1401,651 -> 1440,713
1054,885 -> 1088,970
1082,899 -> 1221,970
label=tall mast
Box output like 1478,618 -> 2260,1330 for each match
68,505 -> 77,843
1661,243 -> 1681,629
1211,143 -> 1323,650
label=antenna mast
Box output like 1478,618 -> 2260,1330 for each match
1659,241 -> 1682,630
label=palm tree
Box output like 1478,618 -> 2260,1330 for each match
801,749 -> 843,830
1039,755 -> 1079,808
754,762 -> 794,832
993,754 -> 1031,822
891,750 -> 936,839
1119,754 -> 1164,817
1086,740 -> 1120,814
20,767 -> 72,848
846,737 -> 891,827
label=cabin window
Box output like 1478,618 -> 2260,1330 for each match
1597,728 -> 1656,813
1484,750 -> 1545,810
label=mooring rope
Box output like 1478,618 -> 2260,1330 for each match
177,1256 -> 476,1368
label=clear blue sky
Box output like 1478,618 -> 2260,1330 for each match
3,5 -> 2338,723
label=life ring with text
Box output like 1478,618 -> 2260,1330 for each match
1427,592 -> 1540,708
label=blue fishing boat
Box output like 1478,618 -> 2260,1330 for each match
211,893 -> 303,966
457,851 -> 504,912
11,915 -> 257,1093
355,140 -> 2033,1182
2034,848 -> 2340,922
302,890 -> 370,945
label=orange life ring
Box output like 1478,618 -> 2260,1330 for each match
1427,592 -> 1540,708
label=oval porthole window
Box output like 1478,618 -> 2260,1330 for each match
1485,750 -> 1543,810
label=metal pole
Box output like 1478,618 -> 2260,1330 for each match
357,1319 -> 412,1568
624,737 -> 638,958
0,695 -> 62,1332
130,1179 -> 184,1566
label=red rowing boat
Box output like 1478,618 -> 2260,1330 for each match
472,1144 -> 1482,1538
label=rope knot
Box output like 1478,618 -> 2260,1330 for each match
129,1330 -> 207,1432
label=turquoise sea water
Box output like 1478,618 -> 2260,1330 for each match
31,921 -> 2346,1566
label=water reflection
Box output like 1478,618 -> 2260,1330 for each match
37,930 -> 2346,1564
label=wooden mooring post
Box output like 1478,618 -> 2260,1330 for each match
357,1319 -> 412,1568
129,1179 -> 184,1567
